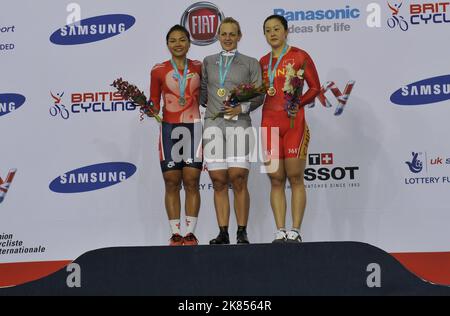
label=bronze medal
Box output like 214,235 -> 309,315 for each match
179,97 -> 186,106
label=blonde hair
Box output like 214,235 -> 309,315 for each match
219,17 -> 242,36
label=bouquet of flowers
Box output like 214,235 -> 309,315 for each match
111,78 -> 161,123
283,62 -> 306,128
212,83 -> 266,120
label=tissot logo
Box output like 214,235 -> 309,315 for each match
305,153 -> 359,183
50,14 -> 135,45
49,162 -> 136,193
309,153 -> 333,165
0,93 -> 26,117
180,2 -> 224,46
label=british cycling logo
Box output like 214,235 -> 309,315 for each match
50,91 -> 69,119
405,152 -> 423,173
49,90 -> 137,119
180,2 -> 225,46
390,75 -> 450,106
50,14 -> 135,45
0,169 -> 17,204
0,93 -> 26,117
49,162 -> 137,193
387,1 -> 409,31
387,1 -> 450,31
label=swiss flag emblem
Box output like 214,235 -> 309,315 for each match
321,153 -> 333,165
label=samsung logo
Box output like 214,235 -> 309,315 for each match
50,14 -> 135,45
49,162 -> 136,193
274,6 -> 360,21
391,75 -> 450,106
0,93 -> 26,117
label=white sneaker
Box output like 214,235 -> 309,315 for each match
272,230 -> 287,243
286,230 -> 302,243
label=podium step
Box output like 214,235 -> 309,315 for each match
1,242 -> 449,295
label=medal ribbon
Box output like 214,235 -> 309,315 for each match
268,44 -> 288,89
219,53 -> 236,90
170,58 -> 189,99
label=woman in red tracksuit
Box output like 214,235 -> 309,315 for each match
150,25 -> 203,246
259,15 -> 321,243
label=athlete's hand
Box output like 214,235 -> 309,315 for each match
146,110 -> 156,117
224,101 -> 241,118
289,105 -> 299,118
144,106 -> 159,117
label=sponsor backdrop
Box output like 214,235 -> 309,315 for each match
1,0 -> 449,285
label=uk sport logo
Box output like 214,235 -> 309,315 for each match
0,169 -> 17,204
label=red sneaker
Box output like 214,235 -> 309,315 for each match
183,233 -> 198,246
169,234 -> 184,246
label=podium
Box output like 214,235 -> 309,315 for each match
1,242 -> 449,296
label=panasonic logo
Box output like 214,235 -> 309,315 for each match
274,6 -> 360,21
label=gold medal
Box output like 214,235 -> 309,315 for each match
267,86 -> 277,96
179,97 -> 186,106
217,88 -> 226,97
